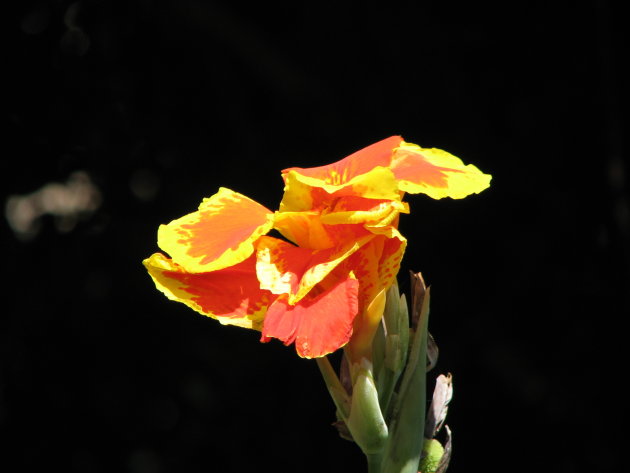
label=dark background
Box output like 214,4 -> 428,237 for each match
3,1 -> 627,472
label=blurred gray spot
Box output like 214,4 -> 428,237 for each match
130,169 -> 161,202
5,171 -> 101,241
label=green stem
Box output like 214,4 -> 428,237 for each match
381,286 -> 431,473
367,452 -> 383,473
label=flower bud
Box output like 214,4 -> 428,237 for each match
346,358 -> 388,454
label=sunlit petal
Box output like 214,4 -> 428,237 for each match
344,231 -> 407,361
283,166 -> 400,202
157,188 -> 274,273
255,234 -> 375,305
255,237 -> 309,296
345,287 -> 387,363
321,198 -> 409,226
143,252 -> 270,330
273,210 -> 336,249
281,135 -> 401,186
278,171 -> 319,213
274,199 -> 407,249
279,137 -> 404,212
376,228 -> 408,293
144,135 -> 491,359
391,143 -> 492,199
261,273 -> 359,358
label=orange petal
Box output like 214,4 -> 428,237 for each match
143,253 -> 271,330
344,231 -> 407,362
282,136 -> 401,186
345,287 -> 387,364
346,237 -> 385,310
391,142 -> 492,199
376,228 -> 408,293
256,233 -> 375,305
255,237 -> 310,296
282,166 -> 400,206
320,196 -> 409,226
261,273 -> 359,358
158,188 -> 274,273
278,171 -> 321,213
272,210 -> 336,249
274,196 -> 406,249
279,137 -> 403,212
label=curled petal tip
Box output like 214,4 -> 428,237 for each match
392,143 -> 492,199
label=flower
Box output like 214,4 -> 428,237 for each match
143,136 -> 491,359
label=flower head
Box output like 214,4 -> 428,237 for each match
144,136 -> 491,359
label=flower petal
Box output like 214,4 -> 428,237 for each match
255,237 -> 309,296
345,231 -> 407,361
273,210 -> 336,249
157,188 -> 275,273
255,234 -> 374,305
279,137 -> 403,212
278,171 -> 321,213
282,136 -> 401,187
391,143 -> 492,199
275,196 -> 407,249
376,228 -> 408,293
320,197 -> 409,226
282,166 -> 400,204
143,252 -> 270,330
261,273 -> 359,358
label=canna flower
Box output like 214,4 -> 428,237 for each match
143,136 -> 491,359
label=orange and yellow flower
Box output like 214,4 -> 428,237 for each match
143,136 -> 491,359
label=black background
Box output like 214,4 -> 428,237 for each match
3,1 -> 627,472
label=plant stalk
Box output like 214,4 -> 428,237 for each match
367,452 -> 383,473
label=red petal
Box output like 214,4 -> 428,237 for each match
261,274 -> 359,358
144,253 -> 271,329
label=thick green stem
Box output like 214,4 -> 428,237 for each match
381,282 -> 431,473
367,452 -> 383,473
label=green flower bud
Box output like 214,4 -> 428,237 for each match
346,358 -> 389,455
418,439 -> 445,473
